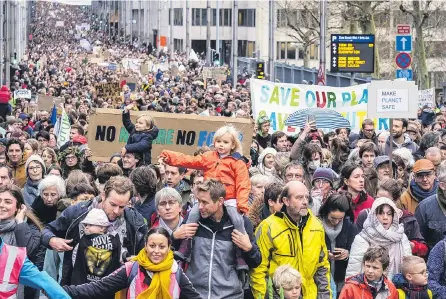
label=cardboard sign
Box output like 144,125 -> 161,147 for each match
87,109 -> 254,163
140,63 -> 149,75
14,89 -> 32,100
418,88 -> 435,108
201,67 -> 227,81
95,82 -> 121,105
37,95 -> 64,112
88,54 -> 104,64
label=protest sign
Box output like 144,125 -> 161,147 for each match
37,95 -> 64,112
13,89 -> 31,100
250,78 -> 389,134
418,88 -> 435,108
87,109 -> 254,163
95,82 -> 121,105
140,63 -> 149,75
202,67 -> 227,81
55,21 -> 64,27
57,109 -> 71,148
88,54 -> 103,64
121,77 -> 138,92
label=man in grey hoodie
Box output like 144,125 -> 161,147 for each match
385,118 -> 418,156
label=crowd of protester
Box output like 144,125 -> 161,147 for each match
1,1 -> 446,299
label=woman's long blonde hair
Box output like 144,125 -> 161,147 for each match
213,125 -> 243,154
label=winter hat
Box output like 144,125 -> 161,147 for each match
311,167 -> 335,187
373,155 -> 395,169
406,122 -> 418,134
258,148 -> 277,165
25,155 -> 46,177
412,159 -> 435,174
81,208 -> 111,227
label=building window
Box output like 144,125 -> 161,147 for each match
192,8 -> 200,26
238,9 -> 255,27
287,42 -> 297,59
169,8 -> 183,26
201,8 -> 207,26
223,9 -> 231,26
277,9 -> 287,28
210,9 -> 232,26
277,42 -> 286,59
174,39 -> 183,52
309,44 -> 318,60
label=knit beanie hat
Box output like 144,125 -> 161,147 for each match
258,147 -> 277,165
81,208 -> 111,227
311,167 -> 335,187
25,154 -> 46,177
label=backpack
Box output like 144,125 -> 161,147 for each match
125,262 -> 182,291
397,289 -> 432,299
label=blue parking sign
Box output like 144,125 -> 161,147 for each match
396,69 -> 413,80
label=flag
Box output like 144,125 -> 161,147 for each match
50,104 -> 57,125
57,109 -> 71,148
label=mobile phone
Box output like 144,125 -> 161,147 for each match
307,114 -> 316,130
333,249 -> 342,256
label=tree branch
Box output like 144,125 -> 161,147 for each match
346,1 -> 366,14
399,3 -> 416,20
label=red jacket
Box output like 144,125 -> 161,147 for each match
339,274 -> 398,299
159,150 -> 251,213
352,192 -> 374,222
0,85 -> 11,104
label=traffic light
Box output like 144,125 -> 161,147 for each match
213,51 -> 220,66
256,62 -> 264,79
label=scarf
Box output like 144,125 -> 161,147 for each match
23,178 -> 40,206
31,196 -> 57,225
132,249 -> 174,299
0,219 -> 17,246
402,283 -> 430,299
436,187 -> 446,213
362,210 -> 405,279
410,179 -> 438,203
322,218 -> 343,276
159,216 -> 184,236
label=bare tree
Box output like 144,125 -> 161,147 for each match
275,1 -> 320,68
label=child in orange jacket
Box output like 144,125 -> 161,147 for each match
159,125 -> 251,236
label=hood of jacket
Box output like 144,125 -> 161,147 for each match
386,134 -> 415,148
391,273 -> 407,289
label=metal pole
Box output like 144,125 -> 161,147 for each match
130,0 -> 133,44
389,118 -> 394,177
318,0 -> 327,85
0,0 -> 4,85
108,0 -> 111,38
206,0 -> 211,66
170,0 -> 173,56
216,0 -> 219,61
185,0 -> 190,56
144,0 -> 148,43
157,0 -> 160,49
232,0 -> 238,87
268,0 -> 275,81
124,0 -> 127,43
138,0 -> 142,43
5,0 -> 10,88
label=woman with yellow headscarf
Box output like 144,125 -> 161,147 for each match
63,227 -> 202,299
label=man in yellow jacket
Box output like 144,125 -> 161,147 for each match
250,180 -> 332,299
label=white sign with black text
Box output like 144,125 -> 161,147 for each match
367,80 -> 418,119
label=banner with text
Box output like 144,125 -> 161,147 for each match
87,109 -> 254,163
250,79 -> 389,134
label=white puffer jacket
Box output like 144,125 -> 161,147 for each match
346,197 -> 412,280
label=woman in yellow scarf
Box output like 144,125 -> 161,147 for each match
63,227 -> 202,299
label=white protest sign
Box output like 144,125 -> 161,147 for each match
367,80 -> 418,119
418,88 -> 435,108
376,89 -> 409,112
55,21 -> 64,27
14,89 -> 32,100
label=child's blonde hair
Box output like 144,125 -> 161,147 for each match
213,125 -> 243,154
273,265 -> 302,290
136,114 -> 154,130
401,255 -> 426,277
